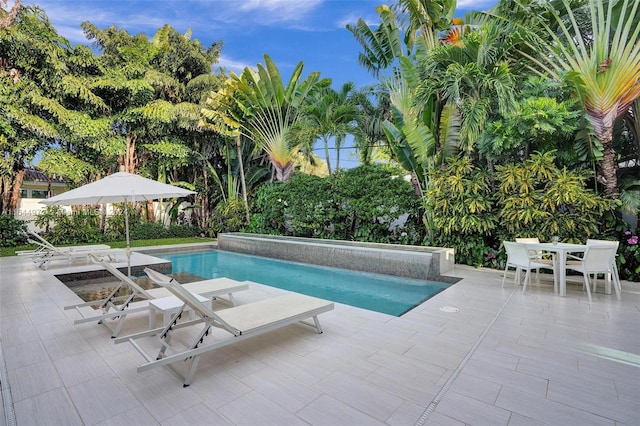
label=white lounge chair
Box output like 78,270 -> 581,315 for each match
64,254 -> 249,337
114,267 -> 334,386
21,230 -> 115,269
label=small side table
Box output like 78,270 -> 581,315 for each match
149,293 -> 211,328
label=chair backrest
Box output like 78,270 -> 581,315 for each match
581,245 -> 617,272
515,237 -> 540,244
586,239 -> 619,250
28,230 -> 57,251
504,241 -> 532,267
515,237 -> 542,257
89,254 -> 155,299
144,268 -> 241,335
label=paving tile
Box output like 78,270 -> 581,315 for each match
547,380 -> 640,425
496,386 -> 615,426
67,375 -> 141,425
297,394 -> 387,426
13,388 -> 83,426
241,366 -> 321,412
386,400 -> 428,426
313,371 -> 405,422
96,406 -> 158,426
162,402 -> 233,425
434,389 -> 511,425
53,350 -> 113,387
423,411 -> 466,425
218,391 -> 309,425
448,371 -> 502,404
463,359 -> 549,398
126,371 -> 203,421
7,358 -> 63,402
3,339 -> 50,370
2,254 -> 639,426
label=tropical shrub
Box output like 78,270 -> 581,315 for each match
423,153 -> 616,267
0,215 -> 28,247
334,165 -> 423,244
249,165 -> 423,244
34,206 -> 103,244
249,173 -> 338,237
617,230 -> 640,282
207,199 -> 247,237
130,223 -> 200,240
494,152 -> 615,243
423,157 -> 497,266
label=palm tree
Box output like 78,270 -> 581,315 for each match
417,20 -> 518,152
351,87 -> 391,165
382,57 -> 460,192
302,82 -> 358,175
519,0 -> 640,195
203,55 -> 324,183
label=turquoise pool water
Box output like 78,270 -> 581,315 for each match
157,250 -> 449,316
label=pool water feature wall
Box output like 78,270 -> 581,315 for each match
217,233 -> 455,281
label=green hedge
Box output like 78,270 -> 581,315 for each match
249,164 -> 424,244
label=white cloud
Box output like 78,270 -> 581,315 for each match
216,55 -> 255,74
238,0 -> 322,15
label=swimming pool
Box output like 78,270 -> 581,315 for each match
157,250 -> 449,316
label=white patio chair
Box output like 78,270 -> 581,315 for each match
565,245 -> 619,304
502,241 -> 557,294
578,240 -> 621,300
515,237 -> 555,283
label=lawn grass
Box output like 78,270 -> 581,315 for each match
0,237 -> 216,257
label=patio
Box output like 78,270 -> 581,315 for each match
1,250 -> 638,425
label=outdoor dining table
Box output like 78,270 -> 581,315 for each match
524,242 -> 588,297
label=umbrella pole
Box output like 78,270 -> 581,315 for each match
125,199 -> 131,277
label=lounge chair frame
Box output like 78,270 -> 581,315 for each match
64,255 -> 249,337
21,230 -> 113,269
115,267 -> 334,386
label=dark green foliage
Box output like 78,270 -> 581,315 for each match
249,165 -> 424,244
207,199 -> 246,237
129,223 -> 200,240
335,165 -> 423,243
423,157 -> 497,266
423,153 -> 617,268
617,230 -> 640,282
249,173 -> 340,238
0,215 -> 28,247
33,204 -> 199,244
34,206 -> 104,244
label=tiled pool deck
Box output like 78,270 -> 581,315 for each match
1,250 -> 639,425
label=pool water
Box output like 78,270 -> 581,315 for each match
157,250 -> 449,316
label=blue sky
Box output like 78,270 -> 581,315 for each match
24,0 -> 497,168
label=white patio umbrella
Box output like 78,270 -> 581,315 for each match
40,172 -> 196,275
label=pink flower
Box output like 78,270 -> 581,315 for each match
624,230 -> 631,236
487,252 -> 495,259
628,235 -> 638,245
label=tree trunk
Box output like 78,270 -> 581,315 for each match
591,111 -> 619,196
236,136 -> 250,223
323,137 -> 332,175
0,174 -> 8,215
598,140 -> 619,196
146,200 -> 155,223
8,165 -> 25,213
124,134 -> 138,174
